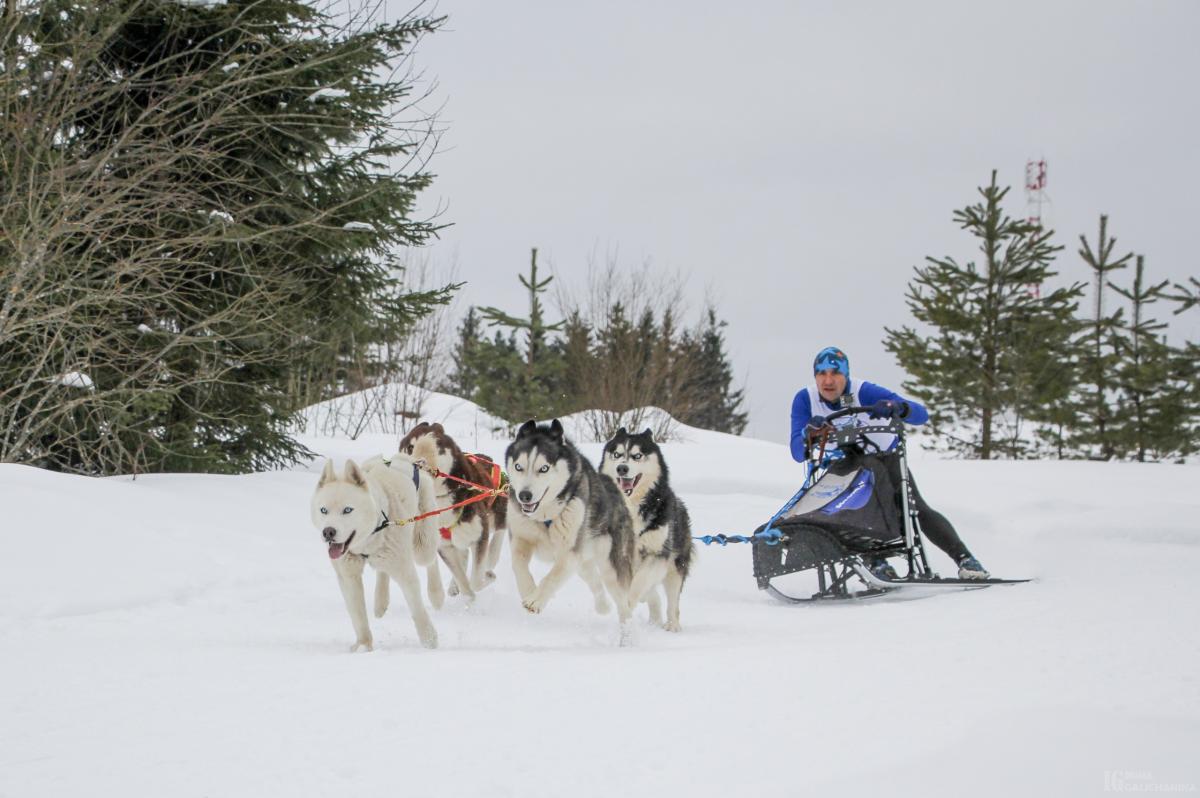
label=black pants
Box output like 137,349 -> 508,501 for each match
883,456 -> 972,563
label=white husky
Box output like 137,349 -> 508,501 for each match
310,457 -> 444,651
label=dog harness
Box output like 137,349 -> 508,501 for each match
370,464 -> 421,536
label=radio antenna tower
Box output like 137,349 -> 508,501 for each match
1024,158 -> 1049,297
1024,158 -> 1048,227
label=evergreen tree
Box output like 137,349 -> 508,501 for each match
444,307 -> 484,401
472,248 -> 567,421
1167,277 -> 1200,315
1070,215 -> 1134,459
1,0 -> 452,474
884,171 -> 1082,459
1107,256 -> 1187,461
675,308 -> 748,434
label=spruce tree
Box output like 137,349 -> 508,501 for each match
1167,277 -> 1200,315
675,308 -> 748,434
474,248 -> 567,421
1108,256 -> 1185,461
444,307 -> 484,401
1,0 -> 452,474
1070,215 -> 1134,459
884,171 -> 1082,459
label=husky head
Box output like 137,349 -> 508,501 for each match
311,459 -> 379,560
398,421 -> 459,478
600,427 -> 664,502
505,419 -> 575,520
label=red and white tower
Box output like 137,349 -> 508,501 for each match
1024,159 -> 1049,297
1024,158 -> 1048,227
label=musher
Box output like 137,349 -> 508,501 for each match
789,346 -> 989,580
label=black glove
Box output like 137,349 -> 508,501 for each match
867,400 -> 909,419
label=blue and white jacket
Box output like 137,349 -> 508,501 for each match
789,380 -> 929,462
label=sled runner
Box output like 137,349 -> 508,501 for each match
751,406 -> 1029,603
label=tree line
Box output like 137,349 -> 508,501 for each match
886,171 -> 1198,461
443,249 -> 748,442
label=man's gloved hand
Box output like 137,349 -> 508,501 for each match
867,400 -> 909,419
806,414 -> 828,432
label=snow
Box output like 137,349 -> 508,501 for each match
55,370 -> 94,389
308,88 -> 349,101
2,389 -> 1197,797
341,221 -> 375,232
206,209 -> 233,224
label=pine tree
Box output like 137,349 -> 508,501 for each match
1167,277 -> 1200,315
473,248 -> 567,421
674,308 -> 748,434
1070,215 -> 1134,459
884,171 -> 1082,459
444,307 -> 484,401
1107,256 -> 1185,461
1,0 -> 453,474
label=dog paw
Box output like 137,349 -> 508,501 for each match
618,622 -> 635,648
418,627 -> 438,649
350,638 -> 374,653
448,580 -> 460,597
522,592 -> 546,614
374,603 -> 389,619
663,620 -> 681,633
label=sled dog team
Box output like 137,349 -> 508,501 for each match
310,420 -> 695,650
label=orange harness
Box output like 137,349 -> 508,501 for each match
388,453 -> 507,539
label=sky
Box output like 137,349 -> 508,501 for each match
382,0 -> 1199,442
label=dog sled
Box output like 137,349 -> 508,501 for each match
751,405 -> 1029,603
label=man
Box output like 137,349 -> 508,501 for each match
789,346 -> 989,580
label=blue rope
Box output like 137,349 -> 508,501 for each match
695,460 -> 821,550
694,528 -> 783,546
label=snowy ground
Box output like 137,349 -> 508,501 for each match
2,392 -> 1198,797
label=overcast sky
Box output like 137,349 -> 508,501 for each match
382,0 -> 1199,443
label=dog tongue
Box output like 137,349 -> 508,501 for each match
328,542 -> 347,560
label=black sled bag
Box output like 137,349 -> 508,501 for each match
752,453 -> 904,581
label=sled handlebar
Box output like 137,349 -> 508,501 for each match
821,405 -> 882,422
807,406 -> 905,455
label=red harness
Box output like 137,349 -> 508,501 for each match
430,453 -> 505,540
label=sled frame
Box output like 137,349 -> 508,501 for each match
754,407 -> 1024,602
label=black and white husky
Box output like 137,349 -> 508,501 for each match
600,428 -> 695,632
505,419 -> 637,643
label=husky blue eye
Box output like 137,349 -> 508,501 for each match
320,507 -> 328,515
342,507 -> 353,515
514,463 -> 524,472
538,464 -> 549,473
631,453 -> 642,461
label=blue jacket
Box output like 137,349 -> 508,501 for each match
789,380 -> 929,462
